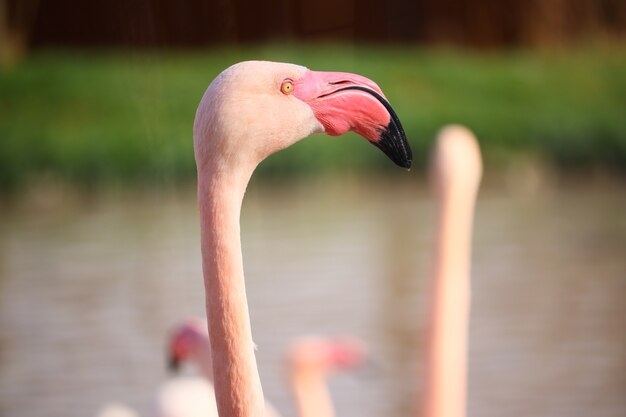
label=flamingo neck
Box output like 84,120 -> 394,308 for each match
197,161 -> 265,417
291,370 -> 334,417
421,187 -> 476,417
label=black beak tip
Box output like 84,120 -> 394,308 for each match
168,355 -> 181,373
396,156 -> 413,169
373,124 -> 413,170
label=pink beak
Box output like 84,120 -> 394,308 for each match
293,70 -> 412,169
327,338 -> 368,370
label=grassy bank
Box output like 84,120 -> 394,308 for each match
1,44 -> 625,191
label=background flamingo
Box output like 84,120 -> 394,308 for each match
193,60 -> 411,417
286,336 -> 367,417
418,125 -> 482,417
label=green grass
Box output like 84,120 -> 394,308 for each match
1,44 -> 625,191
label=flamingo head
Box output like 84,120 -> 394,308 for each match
194,61 -> 412,172
167,318 -> 209,372
287,336 -> 368,376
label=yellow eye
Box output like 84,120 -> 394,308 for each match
281,79 -> 294,95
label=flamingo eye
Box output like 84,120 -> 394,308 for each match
280,79 -> 294,95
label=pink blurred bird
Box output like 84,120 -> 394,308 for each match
287,336 -> 367,417
193,61 -> 411,417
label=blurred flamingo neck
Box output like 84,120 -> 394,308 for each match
197,162 -> 265,417
291,371 -> 335,417
421,188 -> 473,417
420,128 -> 481,417
435,190 -> 475,283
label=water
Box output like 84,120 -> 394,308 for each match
1,177 -> 625,417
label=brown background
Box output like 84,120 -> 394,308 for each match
4,0 -> 626,49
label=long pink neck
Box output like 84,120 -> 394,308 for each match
197,163 -> 265,417
420,161 -> 479,417
291,369 -> 334,417
420,185 -> 474,417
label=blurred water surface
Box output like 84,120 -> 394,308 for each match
0,178 -> 625,417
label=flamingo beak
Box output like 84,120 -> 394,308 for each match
168,353 -> 181,373
293,70 -> 412,169
328,337 -> 368,370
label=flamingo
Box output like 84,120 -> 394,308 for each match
418,125 -> 482,417
287,336 -> 367,417
168,318 -> 215,381
193,60 -> 411,417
